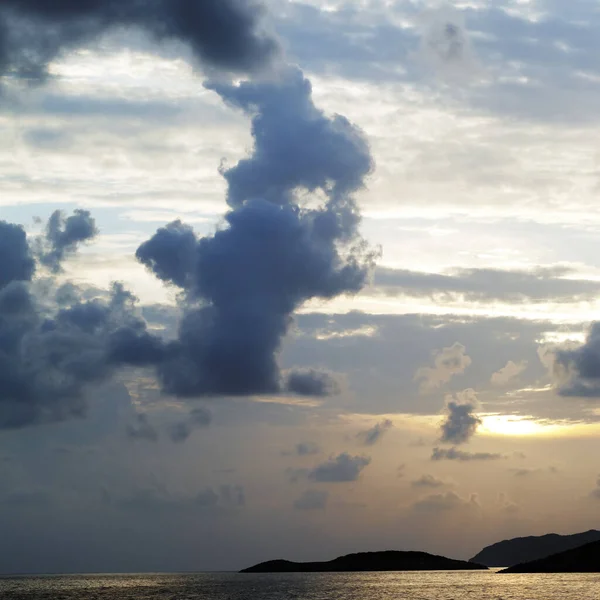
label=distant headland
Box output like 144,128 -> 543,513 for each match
500,540 -> 600,573
469,529 -> 600,568
240,550 -> 488,573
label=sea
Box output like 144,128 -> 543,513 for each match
1,571 -> 599,600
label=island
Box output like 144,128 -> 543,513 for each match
499,540 -> 600,573
240,550 -> 488,573
469,529 -> 600,567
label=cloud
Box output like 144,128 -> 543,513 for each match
415,342 -> 471,393
555,323 -> 600,397
431,447 -> 504,462
36,209 -> 98,274
357,419 -> 393,446
417,4 -> 479,81
207,66 -> 374,209
308,453 -> 371,483
373,266 -> 600,305
295,442 -> 321,456
412,491 -> 480,513
491,361 -> 528,386
0,216 -> 155,430
439,389 -> 481,445
0,222 -> 36,289
0,0 -> 278,81
132,66 -> 376,399
285,369 -> 342,397
126,414 -> 159,443
294,489 -> 328,510
411,475 -> 448,489
169,407 -> 212,443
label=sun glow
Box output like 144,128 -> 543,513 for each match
480,414 -> 563,437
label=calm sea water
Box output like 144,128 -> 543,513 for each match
1,571 -> 599,599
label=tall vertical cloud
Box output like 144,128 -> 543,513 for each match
133,66 -> 376,399
0,0 -> 278,80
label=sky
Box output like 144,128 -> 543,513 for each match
2,0 -> 600,574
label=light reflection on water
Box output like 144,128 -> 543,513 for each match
0,571 -> 599,599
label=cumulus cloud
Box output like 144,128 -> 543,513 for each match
0,0 -> 278,81
0,216 -> 156,430
132,66 -> 376,400
357,419 -> 393,446
37,210 -> 98,273
554,323 -> 600,397
415,343 -> 471,393
0,20 -> 378,428
308,453 -> 371,483
491,361 -> 528,387
439,389 -> 481,445
431,447 -> 504,462
294,489 -> 328,510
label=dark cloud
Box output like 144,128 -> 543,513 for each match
431,447 -> 504,462
0,221 -> 35,288
555,323 -> 600,397
133,66 -> 376,400
0,212 -> 157,430
357,419 -> 393,446
294,489 -> 328,510
439,389 -> 481,445
37,209 -> 98,273
411,475 -> 447,489
0,0 -> 278,81
285,369 -> 341,397
207,66 -> 373,208
308,453 -> 371,483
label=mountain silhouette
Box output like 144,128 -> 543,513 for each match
469,529 -> 600,567
500,540 -> 600,573
241,550 -> 488,573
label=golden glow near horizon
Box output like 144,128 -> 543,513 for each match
479,414 -> 600,438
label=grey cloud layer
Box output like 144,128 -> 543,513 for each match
374,266 -> 600,304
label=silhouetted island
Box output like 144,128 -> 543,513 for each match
469,529 -> 600,567
240,551 -> 488,573
500,540 -> 600,573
